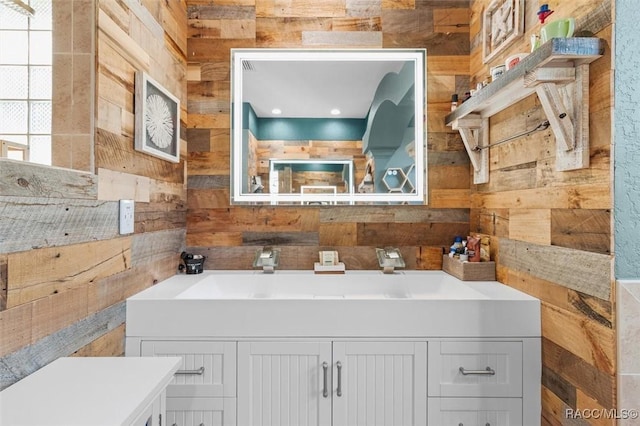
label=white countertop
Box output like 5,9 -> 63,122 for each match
126,270 -> 540,338
127,270 -> 536,301
0,357 -> 181,426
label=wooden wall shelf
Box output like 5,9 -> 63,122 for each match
445,38 -> 604,184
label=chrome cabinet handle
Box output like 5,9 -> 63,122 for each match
175,366 -> 205,375
322,362 -> 329,398
336,361 -> 342,397
459,366 -> 495,375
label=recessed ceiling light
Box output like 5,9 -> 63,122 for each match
271,108 -> 282,115
330,108 -> 341,116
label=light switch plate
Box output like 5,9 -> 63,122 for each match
119,200 -> 134,235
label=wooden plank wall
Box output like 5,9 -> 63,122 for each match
185,0 -> 472,269
469,0 -> 615,424
0,0 -> 188,390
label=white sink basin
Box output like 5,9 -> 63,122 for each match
126,271 -> 540,339
175,272 -> 487,300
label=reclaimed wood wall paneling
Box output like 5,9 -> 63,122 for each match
0,160 -> 98,199
71,324 -> 126,358
0,302 -> 125,390
470,0 -> 615,421
0,196 -> 120,253
97,168 -> 151,202
6,238 -> 132,308
185,244 -> 442,271
186,0 -> 472,268
96,128 -> 185,184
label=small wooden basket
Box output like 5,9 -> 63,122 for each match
442,255 -> 496,281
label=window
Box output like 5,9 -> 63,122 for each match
0,0 -> 52,164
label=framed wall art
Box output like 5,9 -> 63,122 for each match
482,0 -> 524,64
134,72 -> 180,163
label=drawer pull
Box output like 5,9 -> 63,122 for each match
458,366 -> 495,376
175,366 -> 205,375
336,361 -> 343,397
322,362 -> 329,398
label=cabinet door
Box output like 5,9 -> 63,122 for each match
428,397 -> 523,426
165,397 -> 236,426
141,341 -> 236,398
332,341 -> 427,426
237,341 -> 332,426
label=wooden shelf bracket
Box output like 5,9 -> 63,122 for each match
531,65 -> 590,171
451,114 -> 489,184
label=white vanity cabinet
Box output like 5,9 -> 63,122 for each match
125,271 -> 541,426
237,340 -> 427,426
127,337 -> 537,426
139,340 -> 237,426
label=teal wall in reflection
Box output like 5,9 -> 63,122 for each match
243,103 -> 366,140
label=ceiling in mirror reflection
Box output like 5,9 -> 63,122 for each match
242,60 -> 406,118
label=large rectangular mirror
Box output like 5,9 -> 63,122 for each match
231,49 -> 426,205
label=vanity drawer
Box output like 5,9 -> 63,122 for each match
141,341 -> 236,398
428,397 -> 522,426
166,397 -> 237,426
428,341 -> 523,397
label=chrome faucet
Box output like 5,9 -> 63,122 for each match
253,246 -> 280,273
376,247 -> 405,274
